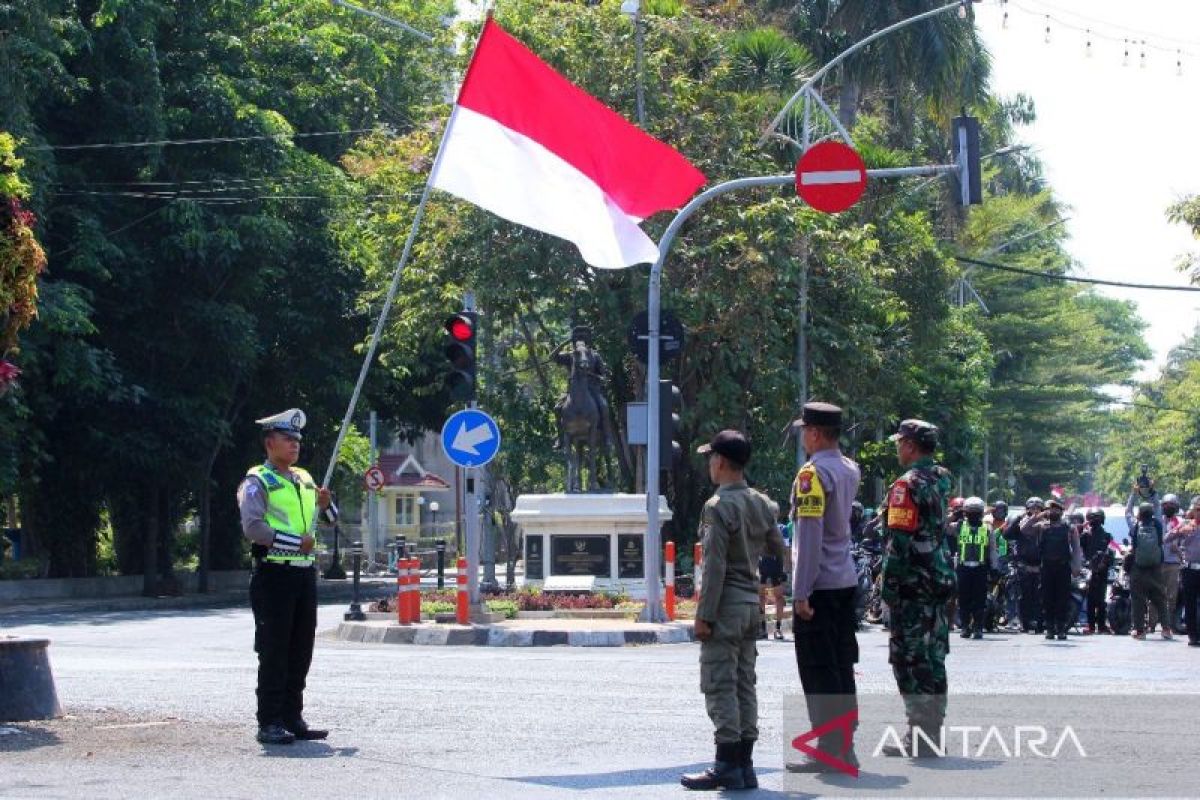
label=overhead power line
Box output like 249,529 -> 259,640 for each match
28,127 -> 382,152
954,255 -> 1200,293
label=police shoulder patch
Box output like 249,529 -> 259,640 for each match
886,478 -> 919,532
793,464 -> 826,518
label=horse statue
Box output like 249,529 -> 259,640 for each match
558,340 -> 607,493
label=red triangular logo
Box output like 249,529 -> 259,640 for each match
790,709 -> 859,777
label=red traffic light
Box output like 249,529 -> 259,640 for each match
445,315 -> 474,342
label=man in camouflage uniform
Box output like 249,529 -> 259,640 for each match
879,419 -> 956,757
682,430 -> 786,791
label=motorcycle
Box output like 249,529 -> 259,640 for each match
1066,565 -> 1090,632
1107,562 -> 1132,636
985,561 -> 1021,631
852,544 -> 882,627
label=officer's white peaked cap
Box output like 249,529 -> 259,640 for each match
256,408 -> 306,439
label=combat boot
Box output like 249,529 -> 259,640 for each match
681,743 -> 746,791
881,724 -> 943,758
740,739 -> 758,789
256,723 -> 295,745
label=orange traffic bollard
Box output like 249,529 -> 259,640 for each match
664,541 -> 676,621
400,556 -> 410,623
693,541 -> 703,607
456,556 -> 469,625
408,557 -> 421,623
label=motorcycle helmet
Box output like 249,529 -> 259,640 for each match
949,497 -> 965,511
963,496 -> 985,513
1162,493 -> 1180,514
1025,496 -> 1044,510
1085,507 -> 1106,523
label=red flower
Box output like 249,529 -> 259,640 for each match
0,360 -> 19,390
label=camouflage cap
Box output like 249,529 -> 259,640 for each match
888,418 -> 939,448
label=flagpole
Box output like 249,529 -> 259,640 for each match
321,21 -> 492,490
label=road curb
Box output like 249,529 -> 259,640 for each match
332,621 -> 696,647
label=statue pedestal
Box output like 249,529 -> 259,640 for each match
511,494 -> 672,597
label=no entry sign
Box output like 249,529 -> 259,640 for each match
795,142 -> 867,213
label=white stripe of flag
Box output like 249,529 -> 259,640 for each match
800,169 -> 863,186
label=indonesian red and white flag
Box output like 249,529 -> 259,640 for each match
430,18 -> 706,269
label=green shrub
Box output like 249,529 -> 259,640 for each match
0,557 -> 43,580
421,600 -> 456,616
486,599 -> 519,619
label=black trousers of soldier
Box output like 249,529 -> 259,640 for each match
956,565 -> 988,634
1040,562 -> 1072,636
1182,569 -> 1200,644
1086,572 -> 1108,630
250,564 -> 318,727
1019,568 -> 1043,632
793,586 -> 859,758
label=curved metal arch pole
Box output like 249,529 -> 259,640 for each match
640,174 -> 793,623
759,1 -> 966,146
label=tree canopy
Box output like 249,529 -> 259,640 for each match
0,0 -> 1153,579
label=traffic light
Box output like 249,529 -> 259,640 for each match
952,115 -> 982,206
443,311 -> 477,402
658,379 -> 682,469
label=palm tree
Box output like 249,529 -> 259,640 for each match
783,0 -> 991,130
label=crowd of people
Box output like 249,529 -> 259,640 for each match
845,484 -> 1200,647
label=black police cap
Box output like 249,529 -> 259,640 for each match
696,429 -> 751,467
791,401 -> 843,429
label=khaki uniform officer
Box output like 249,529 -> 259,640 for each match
681,430 -> 785,791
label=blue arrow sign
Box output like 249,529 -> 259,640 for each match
440,408 -> 502,468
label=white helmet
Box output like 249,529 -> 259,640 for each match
963,496 -> 985,513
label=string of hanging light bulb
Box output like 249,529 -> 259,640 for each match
993,0 -> 1197,76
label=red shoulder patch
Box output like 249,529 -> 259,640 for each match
886,479 -> 919,532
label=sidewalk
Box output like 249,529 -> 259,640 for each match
332,616 -> 697,647
0,576 -> 399,622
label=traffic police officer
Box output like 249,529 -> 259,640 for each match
237,409 -> 334,745
879,419 -> 956,758
786,402 -> 862,773
956,497 -> 995,640
682,430 -> 785,791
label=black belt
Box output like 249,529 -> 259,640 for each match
254,558 -> 314,571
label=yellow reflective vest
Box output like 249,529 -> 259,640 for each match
247,463 -> 317,565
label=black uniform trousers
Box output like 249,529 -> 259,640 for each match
956,564 -> 988,634
793,586 -> 859,758
1182,568 -> 1200,644
1019,565 -> 1043,632
1040,561 -> 1072,635
1086,568 -> 1109,630
250,563 -> 317,727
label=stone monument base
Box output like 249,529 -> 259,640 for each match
511,493 -> 672,598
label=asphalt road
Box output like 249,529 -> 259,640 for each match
1,603 -> 1195,799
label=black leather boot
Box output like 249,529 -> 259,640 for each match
740,739 -> 758,789
681,742 -> 746,791
284,717 -> 329,740
256,723 -> 295,745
